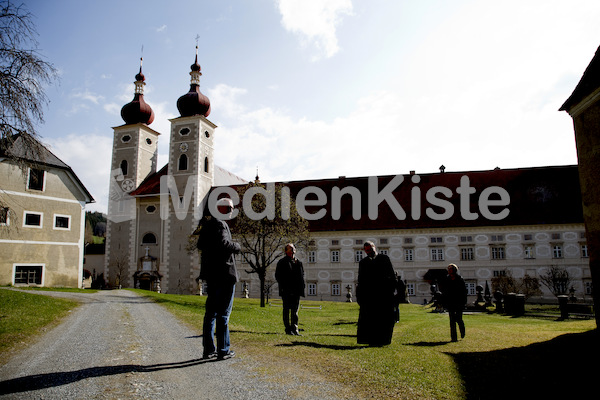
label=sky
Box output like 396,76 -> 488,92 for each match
23,0 -> 600,214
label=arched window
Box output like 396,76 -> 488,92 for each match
120,160 -> 128,176
142,233 -> 157,244
178,154 -> 188,171
204,157 -> 209,173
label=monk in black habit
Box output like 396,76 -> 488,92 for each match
356,241 -> 398,346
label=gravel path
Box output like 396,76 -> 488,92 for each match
0,289 -> 353,399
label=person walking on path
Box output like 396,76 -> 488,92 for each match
440,263 -> 467,342
197,197 -> 241,360
356,241 -> 397,346
275,243 -> 306,335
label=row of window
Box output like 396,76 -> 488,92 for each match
0,208 -> 71,230
306,243 -> 589,263
297,279 -> 594,297
318,232 -> 585,247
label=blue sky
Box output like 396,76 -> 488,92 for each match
25,0 -> 600,213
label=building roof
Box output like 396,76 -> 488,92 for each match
129,164 -> 247,197
0,133 -> 94,203
560,45 -> 600,112
228,165 -> 583,232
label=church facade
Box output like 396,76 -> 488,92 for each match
105,53 -> 591,304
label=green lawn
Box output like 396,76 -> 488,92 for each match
137,290 -> 597,400
0,289 -> 79,363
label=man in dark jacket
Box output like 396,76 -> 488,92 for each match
275,243 -> 305,335
197,198 -> 240,360
356,241 -> 397,346
440,263 -> 467,342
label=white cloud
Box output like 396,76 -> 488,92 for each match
156,24 -> 167,32
45,134 -> 113,213
276,0 -> 353,60
70,89 -> 104,105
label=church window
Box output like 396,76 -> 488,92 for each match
430,248 -> 444,261
142,233 -> 157,244
146,138 -> 152,145
552,245 -> 563,259
581,244 -> 588,258
204,157 -> 209,173
120,160 -> 128,176
331,282 -> 341,296
491,247 -> 505,260
179,128 -> 190,136
178,154 -> 188,171
204,130 -> 210,138
461,247 -> 474,261
145,205 -> 156,214
331,250 -> 340,263
355,250 -> 363,263
121,135 -> 131,142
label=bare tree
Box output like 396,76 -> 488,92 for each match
491,270 -> 542,300
232,182 -> 311,307
491,270 -> 517,295
518,274 -> 542,300
0,1 -> 58,163
540,265 -> 572,297
111,252 -> 129,289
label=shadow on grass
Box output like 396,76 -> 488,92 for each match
275,341 -> 365,351
448,329 -> 598,399
333,320 -> 356,326
0,358 -> 215,395
408,341 -> 450,347
230,329 -> 281,335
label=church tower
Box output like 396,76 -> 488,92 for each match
105,59 -> 160,288
159,47 -> 216,293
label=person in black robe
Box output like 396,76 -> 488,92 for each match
356,241 -> 397,346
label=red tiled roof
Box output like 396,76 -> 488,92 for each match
230,165 -> 583,232
129,164 -> 168,196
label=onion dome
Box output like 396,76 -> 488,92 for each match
121,58 -> 155,125
177,47 -> 211,117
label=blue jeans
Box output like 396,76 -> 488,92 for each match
203,282 -> 235,356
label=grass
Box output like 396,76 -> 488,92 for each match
0,288 -> 596,398
0,289 -> 80,363
135,290 -> 597,399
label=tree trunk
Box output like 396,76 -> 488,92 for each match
259,272 -> 266,307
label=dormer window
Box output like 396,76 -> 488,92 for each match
27,168 -> 45,191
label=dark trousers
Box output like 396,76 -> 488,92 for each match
282,295 -> 300,333
448,309 -> 465,341
203,282 -> 235,356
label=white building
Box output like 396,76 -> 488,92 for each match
0,133 -> 94,288
105,54 -> 590,303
